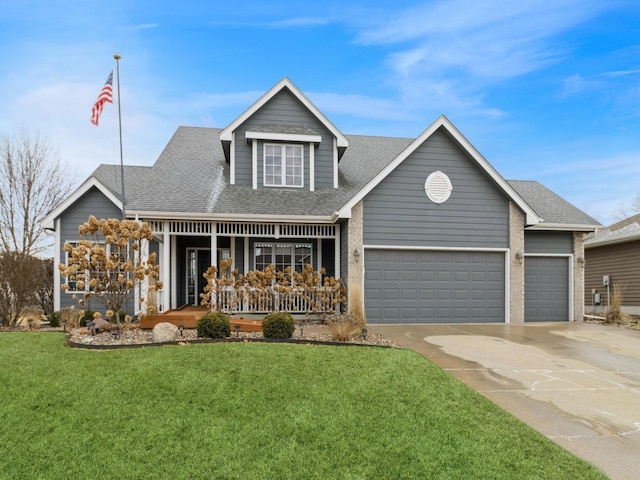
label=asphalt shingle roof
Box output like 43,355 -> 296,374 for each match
508,180 -> 600,227
91,126 -> 597,228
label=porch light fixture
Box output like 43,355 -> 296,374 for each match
234,323 -> 241,337
112,325 -> 120,340
298,321 -> 304,338
515,252 -> 523,265
577,257 -> 585,268
353,249 -> 360,262
178,323 -> 184,337
362,327 -> 368,341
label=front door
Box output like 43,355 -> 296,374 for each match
186,248 -> 211,306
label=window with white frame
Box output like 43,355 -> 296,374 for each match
64,241 -> 81,292
255,242 -> 312,272
264,144 -> 303,187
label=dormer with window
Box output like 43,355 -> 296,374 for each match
220,78 -> 348,191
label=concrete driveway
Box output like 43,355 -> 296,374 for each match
370,322 -> 640,480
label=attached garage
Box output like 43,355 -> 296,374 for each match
524,256 -> 569,321
365,249 -> 505,324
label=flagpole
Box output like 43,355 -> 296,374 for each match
114,53 -> 126,220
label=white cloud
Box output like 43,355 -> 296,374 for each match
354,0 -> 611,114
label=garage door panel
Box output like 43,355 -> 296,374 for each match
525,256 -> 569,322
365,250 -> 505,324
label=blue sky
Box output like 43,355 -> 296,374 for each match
1,0 -> 639,226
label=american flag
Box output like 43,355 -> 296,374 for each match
90,70 -> 113,126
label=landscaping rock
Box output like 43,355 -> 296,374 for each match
152,322 -> 180,343
92,318 -> 110,332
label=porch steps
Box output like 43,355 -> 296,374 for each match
140,306 -> 263,332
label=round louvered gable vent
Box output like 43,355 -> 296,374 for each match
424,171 -> 452,204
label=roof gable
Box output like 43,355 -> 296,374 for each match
220,77 -> 348,148
42,177 -> 122,229
337,115 -> 541,225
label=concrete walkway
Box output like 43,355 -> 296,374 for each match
370,322 -> 640,480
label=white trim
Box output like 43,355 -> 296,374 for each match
164,221 -> 172,312
41,177 -> 123,229
333,137 -> 338,189
220,77 -> 348,148
211,229 -> 217,269
309,142 -> 315,192
527,223 -> 600,232
335,223 -> 341,279
243,237 -> 250,273
252,139 -> 258,190
230,132 -> 236,185
337,115 -> 541,226
134,210 -> 339,223
504,250 -> 511,324
54,218 -> 61,311
246,130 -> 321,143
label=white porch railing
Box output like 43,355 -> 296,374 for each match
212,286 -> 342,314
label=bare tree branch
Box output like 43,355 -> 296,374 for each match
0,130 -> 76,255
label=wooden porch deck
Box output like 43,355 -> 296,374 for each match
140,306 -> 263,332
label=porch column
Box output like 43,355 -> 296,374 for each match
211,224 -> 218,269
163,221 -> 171,312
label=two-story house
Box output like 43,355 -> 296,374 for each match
43,78 -> 600,324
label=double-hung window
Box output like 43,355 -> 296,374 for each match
264,144 -> 303,187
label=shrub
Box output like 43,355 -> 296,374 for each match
79,310 -> 95,327
197,312 -> 230,338
327,314 -> 361,342
48,311 -> 60,328
262,312 -> 295,339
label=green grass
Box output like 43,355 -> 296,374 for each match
0,333 -> 605,479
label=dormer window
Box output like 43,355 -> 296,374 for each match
264,144 -> 303,187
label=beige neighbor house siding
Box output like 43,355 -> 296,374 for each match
585,240 -> 640,313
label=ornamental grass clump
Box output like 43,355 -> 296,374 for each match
262,312 -> 295,339
197,312 -> 231,338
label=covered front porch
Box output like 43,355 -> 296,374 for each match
143,219 -> 344,315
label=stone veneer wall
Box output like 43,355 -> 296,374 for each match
347,200 -> 364,314
509,202 -> 525,323
573,232 -> 585,321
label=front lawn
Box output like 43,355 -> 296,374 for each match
0,333 -> 605,479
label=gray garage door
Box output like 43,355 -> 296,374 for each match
524,256 -> 569,322
364,249 -> 505,324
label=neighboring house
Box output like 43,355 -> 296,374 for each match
43,78 -> 600,324
584,214 -> 640,314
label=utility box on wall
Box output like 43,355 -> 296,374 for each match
603,275 -> 611,286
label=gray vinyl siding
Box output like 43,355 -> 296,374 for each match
585,241 -> 640,308
233,88 -> 335,189
363,128 -> 509,248
525,231 -> 574,254
233,237 -> 245,273
57,187 -> 124,311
